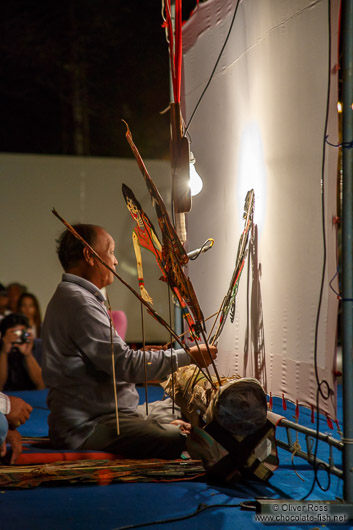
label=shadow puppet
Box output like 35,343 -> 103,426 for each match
243,225 -> 267,392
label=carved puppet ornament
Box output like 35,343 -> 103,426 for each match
122,183 -> 199,339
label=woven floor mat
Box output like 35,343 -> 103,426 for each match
0,457 -> 206,488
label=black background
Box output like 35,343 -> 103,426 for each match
1,1 -> 198,159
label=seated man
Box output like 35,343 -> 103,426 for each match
42,223 -> 217,460
0,392 -> 33,464
0,313 -> 45,391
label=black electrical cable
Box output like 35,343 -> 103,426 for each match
185,0 -> 241,135
325,135 -> 353,149
113,502 -> 241,530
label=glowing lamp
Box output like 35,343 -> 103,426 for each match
189,152 -> 203,196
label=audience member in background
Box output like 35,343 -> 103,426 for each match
0,313 -> 45,391
17,293 -> 42,338
0,392 -> 32,464
6,283 -> 27,313
0,285 -> 10,322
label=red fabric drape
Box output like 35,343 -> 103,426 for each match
163,0 -> 183,103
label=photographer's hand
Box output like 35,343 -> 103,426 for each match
0,328 -> 18,355
17,330 -> 34,357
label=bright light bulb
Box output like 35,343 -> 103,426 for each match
189,163 -> 203,196
189,151 -> 203,196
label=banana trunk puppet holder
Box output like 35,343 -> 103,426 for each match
164,367 -> 278,483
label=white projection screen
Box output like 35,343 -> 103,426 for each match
182,0 -> 340,421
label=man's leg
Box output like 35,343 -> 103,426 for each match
80,413 -> 187,459
137,397 -> 182,423
137,399 -> 221,466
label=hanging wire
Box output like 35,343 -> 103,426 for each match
185,0 -> 241,134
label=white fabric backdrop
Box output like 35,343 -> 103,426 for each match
182,0 -> 340,420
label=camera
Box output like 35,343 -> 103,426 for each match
13,329 -> 31,344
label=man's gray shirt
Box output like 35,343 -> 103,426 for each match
42,274 -> 190,448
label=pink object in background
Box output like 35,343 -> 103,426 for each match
109,310 -> 128,341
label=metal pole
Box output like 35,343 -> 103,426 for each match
341,0 -> 353,503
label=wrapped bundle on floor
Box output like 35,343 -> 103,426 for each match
163,366 -> 278,483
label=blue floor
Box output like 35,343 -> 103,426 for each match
1,385 -> 351,529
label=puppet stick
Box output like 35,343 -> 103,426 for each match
162,311 -> 219,349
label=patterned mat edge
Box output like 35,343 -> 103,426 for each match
0,458 -> 206,488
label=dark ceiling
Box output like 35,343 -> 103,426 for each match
0,1 -> 198,159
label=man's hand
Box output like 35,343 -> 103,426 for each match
6,396 -> 32,428
188,343 -> 218,368
170,419 -> 192,435
4,429 -> 22,464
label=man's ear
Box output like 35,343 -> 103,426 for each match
83,247 -> 95,266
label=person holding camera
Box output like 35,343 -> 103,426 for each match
0,313 -> 45,391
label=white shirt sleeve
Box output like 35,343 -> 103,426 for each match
0,392 -> 10,415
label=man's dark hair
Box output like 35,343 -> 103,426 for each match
56,224 -> 99,271
0,313 -> 29,337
